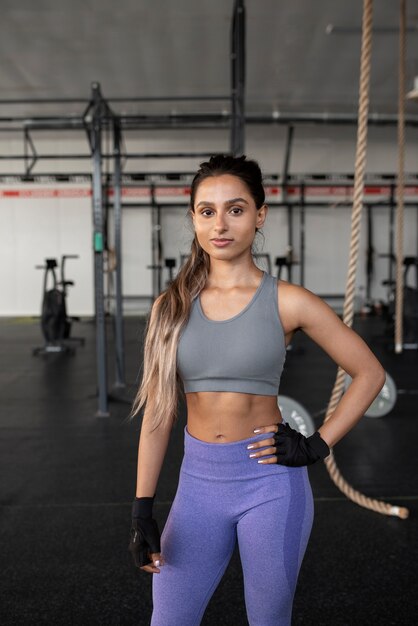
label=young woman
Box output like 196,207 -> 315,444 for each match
129,154 -> 385,626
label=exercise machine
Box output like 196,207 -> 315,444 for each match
382,255 -> 418,350
32,255 -> 85,356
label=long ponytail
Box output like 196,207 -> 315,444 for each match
130,236 -> 210,431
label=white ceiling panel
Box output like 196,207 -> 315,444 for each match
1,0 -> 417,116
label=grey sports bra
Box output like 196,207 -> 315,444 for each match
176,271 -> 286,396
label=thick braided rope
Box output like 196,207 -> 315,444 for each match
322,0 -> 409,519
395,0 -> 406,353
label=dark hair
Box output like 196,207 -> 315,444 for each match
190,154 -> 265,212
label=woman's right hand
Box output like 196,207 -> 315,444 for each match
128,516 -> 165,574
129,495 -> 165,573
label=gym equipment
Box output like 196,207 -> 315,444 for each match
402,257 -> 418,348
345,372 -> 397,418
383,255 -> 418,349
277,395 -> 315,437
33,255 -> 85,356
322,0 -> 408,519
394,0 -> 406,354
275,254 -> 299,281
165,258 -> 177,287
148,258 -> 178,290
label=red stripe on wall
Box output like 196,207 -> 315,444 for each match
1,186 -> 418,199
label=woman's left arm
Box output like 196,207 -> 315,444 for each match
287,284 -> 386,448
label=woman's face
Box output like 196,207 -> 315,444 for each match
191,174 -> 267,261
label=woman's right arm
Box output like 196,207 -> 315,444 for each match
130,409 -> 172,573
129,292 -> 172,573
135,408 -> 173,498
135,292 -> 173,497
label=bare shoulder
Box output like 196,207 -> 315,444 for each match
276,279 -> 329,333
277,278 -> 384,379
278,280 -> 347,334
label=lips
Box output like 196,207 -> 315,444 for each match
211,238 -> 233,247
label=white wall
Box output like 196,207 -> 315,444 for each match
0,124 -> 417,316
0,185 -> 93,316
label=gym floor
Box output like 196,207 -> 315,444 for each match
0,315 -> 417,626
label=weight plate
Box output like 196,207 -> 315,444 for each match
345,371 -> 397,418
277,395 -> 315,436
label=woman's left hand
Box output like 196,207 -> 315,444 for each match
246,424 -> 280,464
246,422 -> 330,466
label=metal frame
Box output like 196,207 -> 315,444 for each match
1,0 -> 417,412
87,83 -> 109,417
1,111 -> 418,133
112,119 -> 125,390
2,163 -> 417,415
282,125 -> 294,280
148,183 -> 164,299
231,0 -> 246,155
4,0 -> 245,417
299,183 -> 306,287
101,176 -> 417,299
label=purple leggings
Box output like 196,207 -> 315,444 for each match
151,425 -> 314,626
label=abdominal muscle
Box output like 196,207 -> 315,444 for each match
185,391 -> 283,443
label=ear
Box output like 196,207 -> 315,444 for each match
256,204 -> 268,229
190,207 -> 195,227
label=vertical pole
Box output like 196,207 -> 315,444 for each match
157,203 -> 162,294
365,204 -> 373,303
388,183 -> 395,296
24,128 -> 29,175
300,183 -> 306,287
91,82 -> 109,417
394,0 -> 406,353
113,119 -> 125,387
282,125 -> 294,281
150,183 -> 163,300
230,0 -> 246,156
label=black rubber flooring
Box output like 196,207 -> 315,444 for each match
0,315 -> 417,626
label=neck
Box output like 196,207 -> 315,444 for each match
205,261 -> 264,289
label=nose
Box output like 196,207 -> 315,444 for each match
214,212 -> 227,234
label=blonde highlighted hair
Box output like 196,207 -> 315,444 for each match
130,154 -> 266,432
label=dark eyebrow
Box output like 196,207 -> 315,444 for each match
196,197 -> 249,208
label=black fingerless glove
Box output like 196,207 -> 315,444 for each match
273,422 -> 330,467
128,495 -> 161,568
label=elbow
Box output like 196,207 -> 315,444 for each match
374,363 -> 386,394
355,361 -> 386,395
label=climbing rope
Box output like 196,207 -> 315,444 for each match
322,0 -> 409,519
395,0 -> 406,353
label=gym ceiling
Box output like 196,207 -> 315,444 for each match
2,0 -> 418,117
